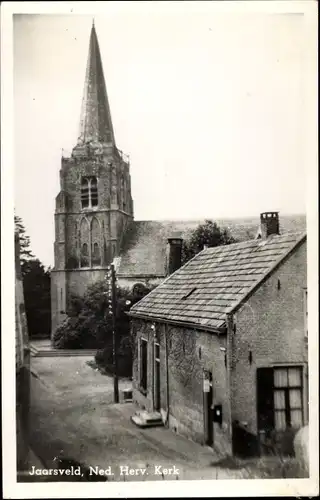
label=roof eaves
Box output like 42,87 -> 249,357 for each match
229,232 -> 306,315
117,273 -> 165,279
129,311 -> 226,335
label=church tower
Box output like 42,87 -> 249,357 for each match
51,22 -> 134,334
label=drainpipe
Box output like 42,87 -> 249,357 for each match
151,322 -> 155,411
226,312 -> 234,454
165,323 -> 170,426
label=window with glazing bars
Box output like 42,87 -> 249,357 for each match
81,177 -> 98,209
273,367 -> 303,430
257,366 -> 303,433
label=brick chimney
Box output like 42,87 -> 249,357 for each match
166,233 -> 183,275
260,212 -> 280,239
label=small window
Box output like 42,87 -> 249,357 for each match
140,339 -> 148,394
92,242 -> 101,266
80,243 -> 89,267
112,243 -> 116,259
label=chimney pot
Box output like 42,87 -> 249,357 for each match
260,212 -> 280,239
167,233 -> 183,275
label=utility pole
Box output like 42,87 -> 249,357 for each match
105,263 -> 119,403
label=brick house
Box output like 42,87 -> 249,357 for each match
129,213 -> 308,457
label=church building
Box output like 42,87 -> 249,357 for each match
51,23 -> 306,335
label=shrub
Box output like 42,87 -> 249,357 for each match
95,346 -> 132,378
52,280 -> 155,359
53,316 -> 98,349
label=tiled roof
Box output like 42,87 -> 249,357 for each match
118,220 -> 202,277
118,215 -> 306,278
129,232 -> 306,331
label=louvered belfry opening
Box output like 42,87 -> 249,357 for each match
90,177 -> 98,206
81,178 -> 89,208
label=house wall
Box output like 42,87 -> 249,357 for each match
132,319 -> 232,456
231,241 -> 308,442
15,233 -> 30,471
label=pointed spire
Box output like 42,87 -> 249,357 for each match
77,23 -> 115,147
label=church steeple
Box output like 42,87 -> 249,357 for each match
76,22 -> 115,148
52,20 -> 134,335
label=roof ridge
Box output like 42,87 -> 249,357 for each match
203,230 -> 306,251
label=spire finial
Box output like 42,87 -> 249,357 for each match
92,17 -> 95,27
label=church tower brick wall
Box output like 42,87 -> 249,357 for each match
51,22 -> 133,336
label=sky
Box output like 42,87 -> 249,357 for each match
13,5 -> 309,267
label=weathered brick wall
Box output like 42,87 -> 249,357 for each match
65,212 -> 112,268
132,319 -> 232,455
52,149 -> 134,332
231,241 -> 308,436
61,157 -> 111,212
60,155 -> 132,216
51,270 -> 67,335
66,268 -> 107,298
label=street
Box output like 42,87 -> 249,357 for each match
28,355 -> 250,481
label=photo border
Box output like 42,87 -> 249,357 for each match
1,1 -> 318,498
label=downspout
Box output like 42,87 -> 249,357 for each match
152,324 -> 155,411
164,323 -> 170,426
226,312 -> 234,454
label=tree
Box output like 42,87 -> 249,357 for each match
22,259 -> 51,338
182,219 -> 237,264
14,213 -> 51,338
53,280 -> 154,376
14,214 -> 34,274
